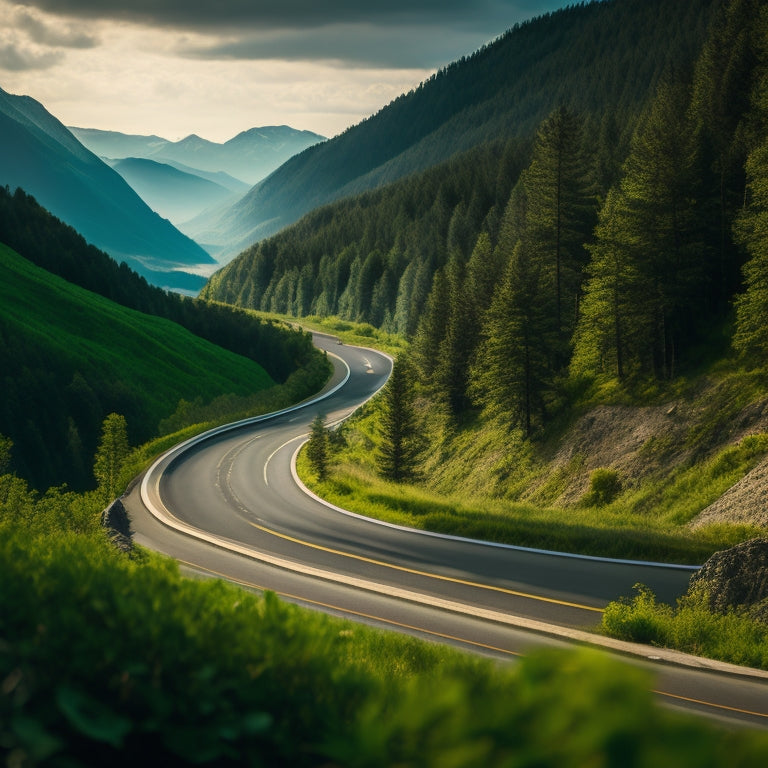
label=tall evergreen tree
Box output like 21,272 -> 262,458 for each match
521,106 -> 594,355
470,240 -> 552,436
93,413 -> 129,505
376,359 -> 421,482
306,414 -> 330,481
411,267 -> 450,386
571,189 -> 654,380
576,75 -> 709,381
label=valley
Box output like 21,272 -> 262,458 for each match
2,0 -> 768,764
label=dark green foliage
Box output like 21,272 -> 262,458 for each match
0,188 -> 331,490
470,240 -> 552,436
376,359 -> 421,482
734,141 -> 768,362
0,434 -> 11,475
732,7 -> 768,364
0,244 -> 281,491
306,414 -> 330,481
571,187 -> 655,380
4,483 -> 768,765
0,186 -> 317,384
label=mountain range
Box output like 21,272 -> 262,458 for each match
0,86 -> 213,291
104,157 -> 245,230
69,125 -> 326,186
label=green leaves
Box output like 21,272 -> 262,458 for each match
93,413 -> 130,505
56,686 -> 132,748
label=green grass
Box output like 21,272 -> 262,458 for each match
602,584 -> 768,670
238,309 -> 408,358
0,243 -> 276,423
298,451 -> 762,564
298,394 -> 767,564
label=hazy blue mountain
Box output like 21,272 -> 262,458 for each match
70,125 -> 326,186
66,127 -> 168,160
0,87 -> 213,290
157,160 -> 249,194
108,157 -> 241,226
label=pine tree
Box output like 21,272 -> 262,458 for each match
376,359 -> 420,482
306,414 -> 330,481
93,413 -> 130,504
618,76 -> 708,378
733,140 -> 768,363
575,75 -> 709,382
410,268 -> 450,386
0,433 -> 12,475
521,106 -> 594,354
571,189 -> 654,380
470,240 -> 551,436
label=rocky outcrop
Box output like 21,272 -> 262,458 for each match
688,538 -> 768,621
689,455 -> 768,530
100,497 -> 133,553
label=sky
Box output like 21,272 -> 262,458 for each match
0,0 -> 571,143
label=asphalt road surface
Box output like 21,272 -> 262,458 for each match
125,333 -> 768,730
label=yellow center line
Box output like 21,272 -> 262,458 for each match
245,517 -> 604,614
178,557 -> 522,656
652,689 -> 768,720
178,558 -> 768,722
217,420 -> 600,615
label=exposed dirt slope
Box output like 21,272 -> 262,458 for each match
524,379 -> 768,527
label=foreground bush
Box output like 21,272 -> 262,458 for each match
602,583 -> 768,670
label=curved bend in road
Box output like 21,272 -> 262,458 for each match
126,333 -> 768,729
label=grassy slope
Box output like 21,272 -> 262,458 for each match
295,326 -> 768,565
0,242 -> 274,433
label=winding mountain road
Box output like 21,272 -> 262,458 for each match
124,333 -> 768,729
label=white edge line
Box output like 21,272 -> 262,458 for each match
140,346 -> 351,513
289,443 -> 701,571
132,340 -> 768,681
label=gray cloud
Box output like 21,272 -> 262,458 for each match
9,1 -> 569,68
14,8 -> 98,49
15,1 -> 496,28
180,24 -> 500,69
0,42 -> 63,70
13,1 -> 564,32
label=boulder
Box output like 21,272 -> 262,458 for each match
688,538 -> 768,616
100,497 -> 132,551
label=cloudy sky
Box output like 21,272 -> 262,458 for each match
0,0 -> 571,142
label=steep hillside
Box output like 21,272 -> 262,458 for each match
0,87 -> 213,291
0,243 -> 274,491
192,0 -> 720,259
108,157 -> 239,225
0,185 -> 320,386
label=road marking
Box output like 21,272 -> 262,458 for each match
652,689 -> 768,721
241,515 -> 602,614
263,435 -> 305,488
222,437 -> 602,614
176,558 -> 768,722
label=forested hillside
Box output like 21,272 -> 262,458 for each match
0,188 -> 329,490
203,0 -> 767,439
0,244 -> 274,490
194,0 -> 720,258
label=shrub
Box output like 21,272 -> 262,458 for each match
585,468 -> 622,506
